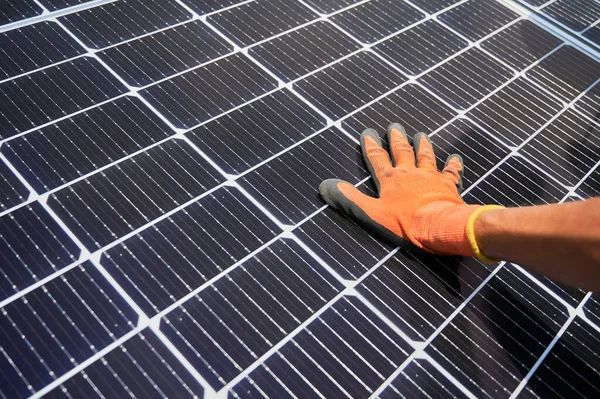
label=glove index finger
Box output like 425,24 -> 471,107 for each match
360,128 -> 392,195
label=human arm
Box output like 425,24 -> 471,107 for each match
475,199 -> 600,292
319,123 -> 600,292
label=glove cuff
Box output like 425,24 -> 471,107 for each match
412,202 -> 481,256
466,205 -> 505,263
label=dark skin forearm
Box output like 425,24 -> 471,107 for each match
475,198 -> 600,292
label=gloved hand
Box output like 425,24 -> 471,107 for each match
319,123 -> 501,260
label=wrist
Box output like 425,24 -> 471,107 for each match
466,205 -> 505,262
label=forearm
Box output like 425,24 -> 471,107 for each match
475,198 -> 600,292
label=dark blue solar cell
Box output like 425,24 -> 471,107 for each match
0,22 -> 85,80
101,187 -> 281,315
47,140 -> 224,250
98,20 -> 232,86
3,96 -> 173,192
0,57 -> 127,139
0,0 -> 42,25
161,238 -> 343,389
0,202 -> 80,301
0,262 -> 137,398
47,330 -> 205,398
58,0 -> 192,49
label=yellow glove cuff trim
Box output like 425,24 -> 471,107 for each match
466,205 -> 504,263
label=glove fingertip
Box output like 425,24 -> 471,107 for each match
444,154 -> 465,177
386,122 -> 408,141
360,128 -> 383,148
319,179 -> 348,208
444,154 -> 465,193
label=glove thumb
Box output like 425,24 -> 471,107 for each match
319,179 -> 404,246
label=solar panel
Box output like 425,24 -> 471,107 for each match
0,0 -> 599,398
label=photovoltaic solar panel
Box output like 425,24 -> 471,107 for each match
0,0 -> 599,398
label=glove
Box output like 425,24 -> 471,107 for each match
319,123 -> 501,260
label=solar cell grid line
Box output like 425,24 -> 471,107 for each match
0,56 -> 128,140
38,0 -> 100,12
526,44 -> 600,103
583,22 -> 600,47
526,268 -> 589,307
140,52 -> 279,130
0,260 -> 138,398
438,0 -> 521,42
371,19 -> 469,77
293,204 -> 394,280
576,163 -> 600,198
0,158 -> 30,211
237,126 -> 368,225
515,0 -> 553,6
418,47 -> 515,111
463,155 -> 569,206
178,0 -> 255,16
0,201 -> 81,303
480,19 -> 564,71
46,139 -> 225,251
228,296 -> 415,397
298,0 -> 367,15
378,359 -> 470,398
356,250 -> 497,341
574,80 -> 600,121
1,96 -> 175,193
0,1 -> 43,26
540,0 -> 600,33
342,82 -> 457,138
159,238 -> 345,390
293,51 -> 408,120
424,264 -> 572,398
517,316 -> 600,398
0,21 -> 87,83
97,19 -> 233,87
510,295 -> 594,398
584,294 -> 600,325
327,0 -> 426,44
405,0 -> 466,14
44,329 -> 205,398
57,0 -> 193,49
100,186 -> 282,316
519,108 -> 600,187
248,20 -> 363,83
187,88 -> 329,175
467,76 -> 565,147
206,0 -> 319,47
429,118 -> 511,190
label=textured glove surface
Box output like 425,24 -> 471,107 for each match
319,123 -> 480,255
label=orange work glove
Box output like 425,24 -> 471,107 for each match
319,123 -> 501,259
